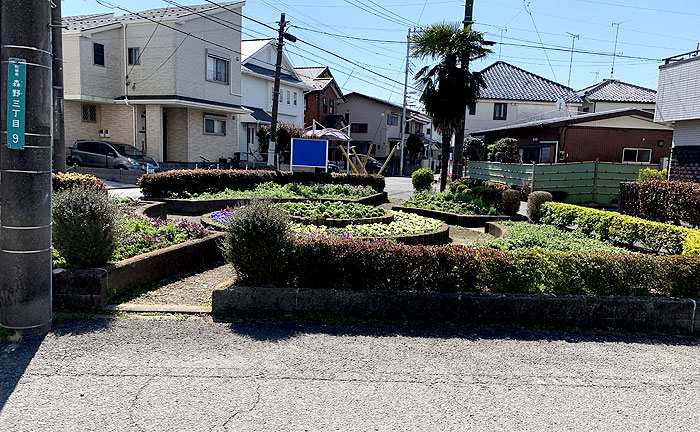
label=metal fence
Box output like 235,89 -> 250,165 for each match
465,160 -> 661,204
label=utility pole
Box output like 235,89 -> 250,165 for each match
51,0 -> 66,173
268,13 -> 295,168
452,0 -> 475,180
566,32 -> 579,88
399,28 -> 410,177
0,0 -> 54,336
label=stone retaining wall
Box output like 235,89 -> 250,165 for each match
213,285 -> 700,335
392,206 -> 525,227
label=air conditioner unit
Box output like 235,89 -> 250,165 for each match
104,129 -> 110,138
99,129 -> 105,138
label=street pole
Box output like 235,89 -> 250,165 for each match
268,13 -> 292,169
0,0 -> 54,335
399,28 -> 410,177
51,0 -> 66,173
452,0 -> 475,180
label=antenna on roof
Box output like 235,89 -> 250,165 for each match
566,32 -> 579,88
611,20 -> 631,78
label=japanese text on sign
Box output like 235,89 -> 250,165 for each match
6,58 -> 26,150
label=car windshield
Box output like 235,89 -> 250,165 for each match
110,143 -> 142,157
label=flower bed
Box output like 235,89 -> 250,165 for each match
177,182 -> 377,200
486,221 -> 634,254
279,201 -> 385,219
403,191 -> 501,215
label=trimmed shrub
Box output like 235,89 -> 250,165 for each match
52,172 -> 107,194
228,234 -> 700,298
52,186 -> 121,268
539,201 -> 700,255
222,200 -> 292,285
618,181 -> 640,217
411,168 -> 434,192
638,180 -> 700,228
138,169 -> 385,198
637,168 -> 667,182
527,191 -> 552,222
501,189 -> 521,216
491,137 -> 519,163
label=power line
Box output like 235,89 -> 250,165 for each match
289,25 -> 407,44
525,4 -> 559,82
129,4 -> 170,77
342,0 -> 415,28
567,0 -> 700,18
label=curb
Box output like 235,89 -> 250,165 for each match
104,304 -> 212,314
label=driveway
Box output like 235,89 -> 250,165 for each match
1,318 -> 699,431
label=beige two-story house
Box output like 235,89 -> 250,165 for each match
62,2 -> 246,166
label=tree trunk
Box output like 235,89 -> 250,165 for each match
440,133 -> 452,191
452,117 -> 465,179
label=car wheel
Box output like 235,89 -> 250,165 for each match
116,165 -> 128,170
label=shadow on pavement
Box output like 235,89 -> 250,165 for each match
0,335 -> 43,412
218,316 -> 700,347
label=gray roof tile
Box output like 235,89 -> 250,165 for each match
479,61 -> 582,103
577,79 -> 656,103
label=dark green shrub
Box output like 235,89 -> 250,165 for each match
637,168 -> 667,182
52,186 -> 121,268
527,191 -> 552,222
492,137 -> 519,163
222,200 -> 292,285
406,134 -> 424,157
138,169 -> 385,198
471,186 -> 497,206
52,172 -> 107,194
411,168 -> 434,192
638,180 -> 700,228
465,137 -> 486,161
501,189 -> 521,216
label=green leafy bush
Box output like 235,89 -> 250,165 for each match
278,201 -> 384,219
501,189 -> 521,216
465,137 -> 487,161
186,182 -> 376,200
491,137 -> 519,163
539,201 -> 700,255
637,180 -> 700,228
527,191 -> 552,222
222,200 -> 292,285
403,191 -> 500,215
411,168 -> 434,192
290,211 -> 443,238
637,168 -> 667,182
228,235 -> 700,297
138,169 -> 385,198
52,186 -> 121,268
52,172 -> 107,194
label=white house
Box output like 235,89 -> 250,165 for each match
239,39 -> 307,163
655,49 -> 700,182
577,79 -> 656,113
466,61 -> 582,137
62,2 -> 246,165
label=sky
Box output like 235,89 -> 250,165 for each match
62,0 -> 700,107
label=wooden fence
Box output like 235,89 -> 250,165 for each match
464,160 -> 660,204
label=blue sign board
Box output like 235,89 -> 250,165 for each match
291,138 -> 328,169
6,58 -> 26,150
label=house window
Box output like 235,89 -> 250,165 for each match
622,148 -> 652,164
468,103 -> 476,115
204,115 -> 226,136
294,92 -> 298,106
415,123 -> 423,134
350,123 -> 368,134
330,99 -> 335,114
206,54 -> 229,84
81,105 -> 97,123
287,91 -> 290,105
493,103 -> 507,120
387,114 -> 399,126
323,97 -> 328,114
128,47 -> 140,65
93,43 -> 104,66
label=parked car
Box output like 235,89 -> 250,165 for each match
327,160 -> 340,173
70,140 -> 159,172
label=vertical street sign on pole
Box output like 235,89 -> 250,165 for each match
6,58 -> 26,150
0,0 -> 54,336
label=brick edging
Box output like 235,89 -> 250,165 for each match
392,205 -> 525,227
288,209 -> 395,227
212,284 -> 700,335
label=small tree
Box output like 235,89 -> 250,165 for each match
492,137 -> 519,163
406,134 -> 424,158
464,136 -> 486,161
254,123 -> 303,163
256,126 -> 270,154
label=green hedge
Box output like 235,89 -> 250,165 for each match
229,235 -> 700,297
538,202 -> 699,255
638,180 -> 700,228
138,169 -> 385,198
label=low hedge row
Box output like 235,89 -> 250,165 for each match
232,236 -> 700,298
53,172 -> 107,193
538,202 -> 699,255
138,169 -> 385,197
619,180 -> 700,228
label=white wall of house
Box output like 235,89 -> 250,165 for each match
670,120 -> 700,147
465,100 -> 581,134
583,101 -> 655,113
656,56 -> 700,124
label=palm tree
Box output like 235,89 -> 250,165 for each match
412,24 -> 491,191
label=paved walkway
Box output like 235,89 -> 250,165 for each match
1,318 -> 699,431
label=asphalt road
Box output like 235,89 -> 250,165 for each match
2,318 -> 699,431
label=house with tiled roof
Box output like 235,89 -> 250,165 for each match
239,39 -> 307,164
577,79 -> 656,113
465,61 -> 582,136
61,2 -> 247,165
295,66 -> 347,129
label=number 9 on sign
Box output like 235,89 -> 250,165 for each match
12,134 -> 19,144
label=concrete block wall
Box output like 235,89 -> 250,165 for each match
187,109 -> 238,162
164,108 -> 188,162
